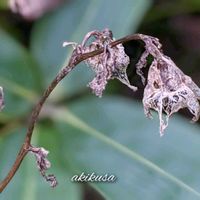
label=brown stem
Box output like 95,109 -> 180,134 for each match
0,33 -> 143,192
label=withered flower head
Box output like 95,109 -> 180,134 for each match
0,87 -> 4,111
64,31 -> 200,135
63,28 -> 137,97
28,146 -> 58,187
137,35 -> 200,136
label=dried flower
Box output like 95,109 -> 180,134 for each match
28,146 -> 58,187
0,87 -> 4,111
138,35 -> 200,136
64,31 -> 200,135
63,28 -> 137,97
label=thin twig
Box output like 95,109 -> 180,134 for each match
0,33 -> 142,192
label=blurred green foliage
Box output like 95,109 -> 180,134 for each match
0,0 -> 7,9
1,0 -> 200,200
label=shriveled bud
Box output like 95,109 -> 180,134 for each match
28,146 -> 58,187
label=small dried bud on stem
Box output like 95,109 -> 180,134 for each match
28,146 -> 58,187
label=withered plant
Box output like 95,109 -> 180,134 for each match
0,29 -> 200,192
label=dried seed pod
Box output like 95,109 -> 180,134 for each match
140,35 -> 200,136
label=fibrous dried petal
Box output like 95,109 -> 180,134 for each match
141,36 -> 200,135
28,146 -> 58,187
136,50 -> 149,85
63,28 -> 137,97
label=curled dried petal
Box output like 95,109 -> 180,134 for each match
83,29 -> 137,96
63,28 -> 137,97
142,40 -> 200,135
28,146 -> 58,187
136,50 -> 149,85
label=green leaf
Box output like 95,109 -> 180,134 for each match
0,126 -> 82,200
0,29 -> 41,118
31,0 -> 151,100
51,96 -> 200,200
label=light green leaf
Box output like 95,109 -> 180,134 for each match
51,96 -> 200,200
31,0 -> 151,100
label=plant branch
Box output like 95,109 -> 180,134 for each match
0,33 -> 143,193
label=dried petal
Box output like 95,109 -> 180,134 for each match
136,50 -> 149,85
141,36 -> 200,135
83,29 -> 137,96
28,146 -> 58,187
63,29 -> 137,97
0,87 -> 4,111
